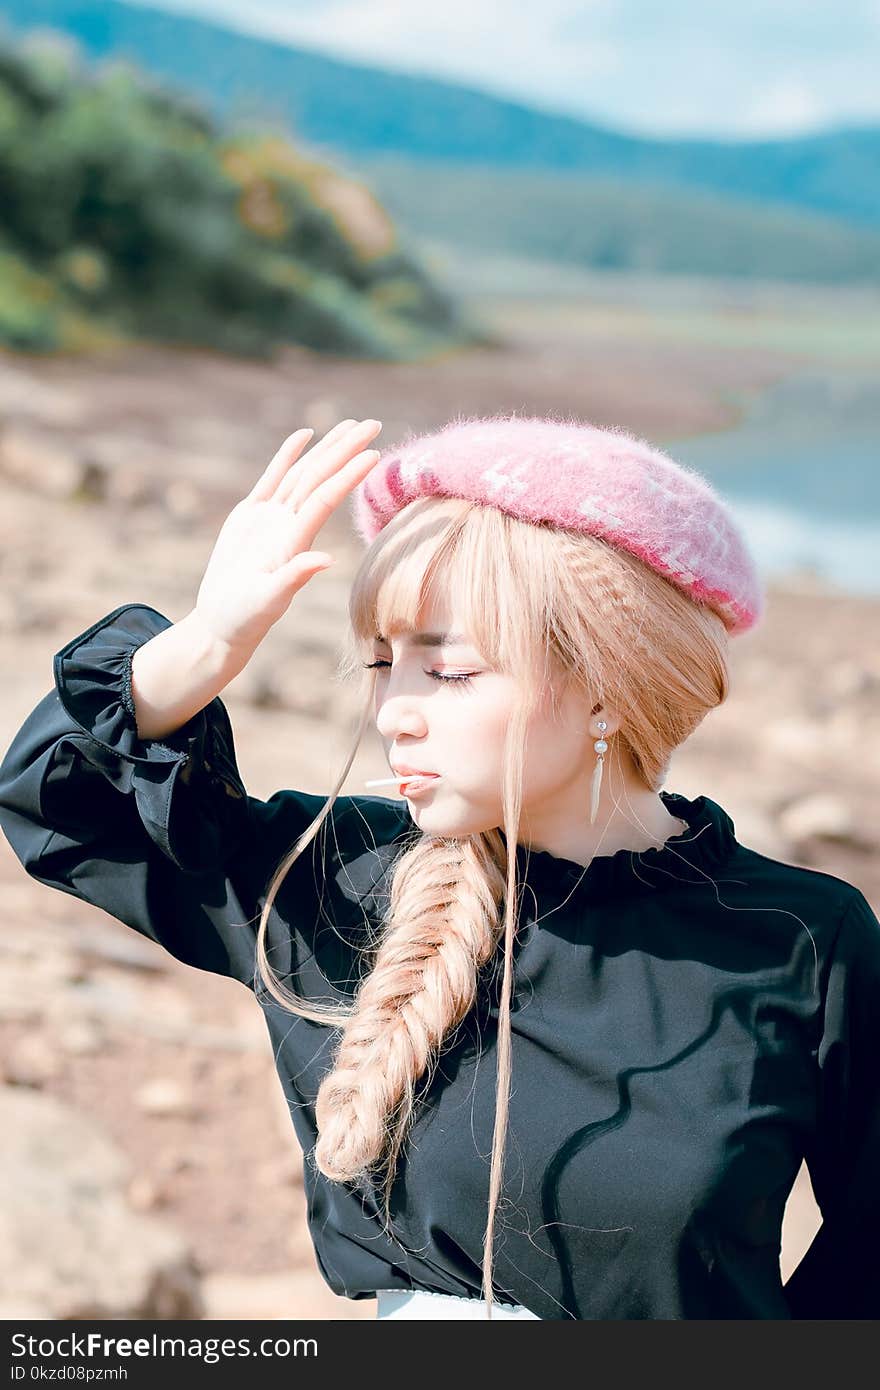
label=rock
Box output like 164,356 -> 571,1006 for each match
0,969 -> 45,1024
104,468 -> 156,508
778,794 -> 856,846
300,395 -> 349,437
200,1268 -> 374,1321
0,366 -> 87,425
824,707 -> 864,749
61,973 -> 150,1021
162,478 -> 201,522
724,803 -> 788,860
238,650 -> 341,718
0,426 -> 92,501
84,434 -> 159,495
134,1078 -> 198,1118
0,590 -> 58,636
780,1158 -> 822,1284
268,1069 -> 299,1151
70,918 -> 165,973
3,1035 -> 59,1087
61,973 -> 195,1040
72,459 -> 108,502
255,1157 -> 301,1189
55,1019 -> 106,1056
155,1147 -> 193,1176
761,717 -> 828,769
172,1021 -> 267,1053
126,1175 -> 167,1212
821,660 -> 877,702
243,669 -> 287,711
0,1087 -> 204,1319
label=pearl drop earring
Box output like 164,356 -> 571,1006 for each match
590,720 -> 608,825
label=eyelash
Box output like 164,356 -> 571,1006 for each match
362,659 -> 475,689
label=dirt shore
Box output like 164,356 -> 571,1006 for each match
0,286 -> 877,1318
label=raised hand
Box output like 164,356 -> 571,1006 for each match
193,417 -> 382,659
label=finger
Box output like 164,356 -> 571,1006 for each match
268,417 -> 362,506
275,417 -> 380,508
302,417 -> 361,459
277,418 -> 382,509
291,447 -> 382,548
248,428 -> 316,503
249,418 -> 360,503
270,549 -> 337,599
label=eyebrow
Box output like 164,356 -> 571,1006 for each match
374,631 -> 471,648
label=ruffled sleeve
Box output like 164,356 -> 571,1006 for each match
0,602 -> 403,989
49,602 -> 251,875
0,602 -> 415,991
782,886 -> 880,1319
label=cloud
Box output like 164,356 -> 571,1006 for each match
125,0 -> 620,115
186,0 -> 621,116
738,77 -> 829,136
122,0 -> 880,137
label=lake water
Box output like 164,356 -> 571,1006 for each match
665,368 -> 880,597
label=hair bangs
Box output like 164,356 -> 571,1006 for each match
342,499 -> 550,707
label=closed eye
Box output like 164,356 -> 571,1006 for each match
362,659 -> 476,688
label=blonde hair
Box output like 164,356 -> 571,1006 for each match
253,495 -> 731,1317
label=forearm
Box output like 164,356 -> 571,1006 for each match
129,609 -> 249,742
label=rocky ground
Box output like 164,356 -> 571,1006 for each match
0,280 -> 877,1319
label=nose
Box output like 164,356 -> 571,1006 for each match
376,704 -> 428,741
375,687 -> 429,742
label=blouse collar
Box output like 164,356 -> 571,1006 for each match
502,790 -> 739,905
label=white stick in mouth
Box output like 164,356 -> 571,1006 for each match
364,775 -> 442,787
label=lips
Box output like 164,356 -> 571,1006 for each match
391,764 -> 437,778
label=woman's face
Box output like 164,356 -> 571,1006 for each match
371,597 -> 597,844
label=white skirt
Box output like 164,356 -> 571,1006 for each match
376,1288 -> 541,1320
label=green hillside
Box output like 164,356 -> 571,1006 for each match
363,158 -> 880,285
0,36 -> 485,357
2,0 -> 880,232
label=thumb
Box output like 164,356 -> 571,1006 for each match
275,551 -> 335,592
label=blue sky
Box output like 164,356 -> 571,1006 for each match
122,0 -> 880,139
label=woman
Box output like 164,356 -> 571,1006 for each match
0,414 -> 877,1321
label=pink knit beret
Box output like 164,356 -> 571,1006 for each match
350,413 -> 765,635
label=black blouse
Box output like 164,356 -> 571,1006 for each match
1,603 -> 878,1320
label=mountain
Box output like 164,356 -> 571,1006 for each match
361,159 -> 880,284
2,0 -> 879,287
2,0 -> 879,232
